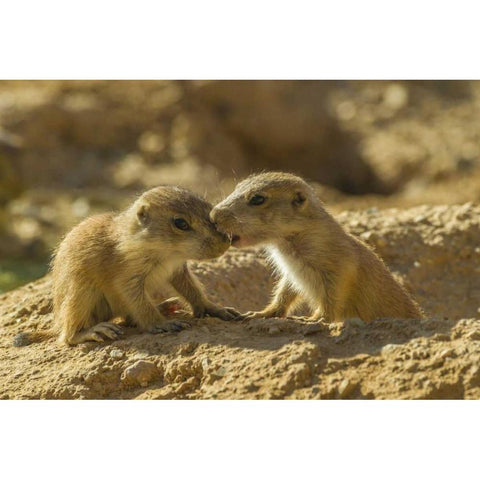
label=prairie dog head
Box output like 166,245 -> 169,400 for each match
210,172 -> 321,248
126,186 -> 230,260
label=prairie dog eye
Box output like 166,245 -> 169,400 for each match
173,218 -> 190,230
249,194 -> 266,206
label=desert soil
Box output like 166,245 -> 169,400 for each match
1,203 -> 479,399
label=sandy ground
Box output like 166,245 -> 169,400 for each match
1,203 -> 479,399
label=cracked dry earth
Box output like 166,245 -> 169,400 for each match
1,204 -> 479,399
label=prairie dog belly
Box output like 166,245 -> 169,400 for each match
267,246 -> 320,301
145,258 -> 183,298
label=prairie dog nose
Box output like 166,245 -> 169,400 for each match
210,206 -> 236,226
210,206 -> 229,224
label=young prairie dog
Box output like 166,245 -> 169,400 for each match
210,172 -> 423,323
50,186 -> 239,345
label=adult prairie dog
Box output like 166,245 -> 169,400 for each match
210,172 -> 423,323
51,186 -> 238,345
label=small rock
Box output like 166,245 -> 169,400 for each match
121,360 -> 160,387
338,379 -> 357,399
109,348 -> 124,359
467,366 -> 480,387
381,344 -> 401,355
360,231 -> 373,242
175,377 -> 198,395
212,366 -> 227,378
466,331 -> 480,341
131,352 -> 149,360
201,358 -> 210,370
438,348 -> 454,359
405,360 -> 418,372
411,349 -> 429,360
278,363 -> 311,394
268,326 -> 280,335
177,342 -> 198,356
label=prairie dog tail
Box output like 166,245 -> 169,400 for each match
13,329 -> 55,347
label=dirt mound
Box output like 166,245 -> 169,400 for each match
1,204 -> 478,399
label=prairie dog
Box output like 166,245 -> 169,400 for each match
210,172 -> 423,323
51,186 -> 238,345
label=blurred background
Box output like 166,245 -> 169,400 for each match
1,80 -> 479,292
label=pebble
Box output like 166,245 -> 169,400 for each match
121,360 -> 160,387
438,348 -> 454,359
466,331 -> 480,341
132,352 -> 149,360
212,366 -> 227,378
338,379 -> 357,399
177,342 -> 198,356
381,343 -> 401,355
109,348 -> 124,359
360,231 -> 373,242
405,360 -> 418,372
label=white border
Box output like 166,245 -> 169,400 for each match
1,1 -> 480,78
1,401 -> 478,479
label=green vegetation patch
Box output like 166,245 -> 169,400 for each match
0,260 -> 49,294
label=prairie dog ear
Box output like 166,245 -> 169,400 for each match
136,203 -> 150,226
292,191 -> 307,208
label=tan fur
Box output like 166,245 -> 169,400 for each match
50,186 -> 238,345
211,172 -> 423,323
